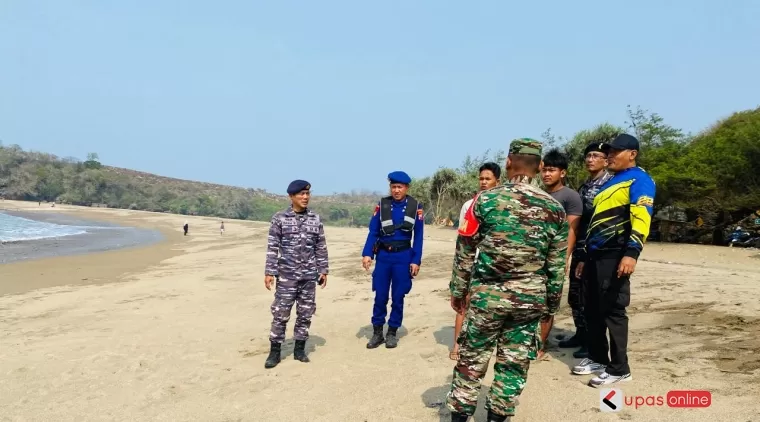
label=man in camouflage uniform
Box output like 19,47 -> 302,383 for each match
263,179 -> 329,369
446,139 -> 568,422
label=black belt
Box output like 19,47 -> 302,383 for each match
377,241 -> 411,252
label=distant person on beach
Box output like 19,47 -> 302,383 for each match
447,139 -> 567,422
450,162 -> 500,361
263,179 -> 329,369
183,221 -> 188,236
220,221 -> 224,235
361,171 -> 424,349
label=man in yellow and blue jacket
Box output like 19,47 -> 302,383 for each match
570,133 -> 656,388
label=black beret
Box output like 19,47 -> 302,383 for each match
584,142 -> 609,156
287,179 -> 311,195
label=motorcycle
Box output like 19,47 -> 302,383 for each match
727,227 -> 760,248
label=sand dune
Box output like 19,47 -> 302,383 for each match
1,200 -> 759,421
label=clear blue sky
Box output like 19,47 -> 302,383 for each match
2,1 -> 759,195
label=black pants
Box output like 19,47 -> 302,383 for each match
583,253 -> 631,375
567,256 -> 586,332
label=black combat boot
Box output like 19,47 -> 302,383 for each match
450,411 -> 469,421
264,341 -> 281,368
486,410 -> 510,421
294,339 -> 310,362
559,331 -> 582,348
385,326 -> 399,348
366,325 -> 385,349
573,340 -> 589,358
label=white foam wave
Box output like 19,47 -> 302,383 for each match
0,213 -> 123,243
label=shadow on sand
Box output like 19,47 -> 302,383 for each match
422,375 -> 495,421
279,335 -> 327,359
544,327 -> 582,373
355,324 -> 409,342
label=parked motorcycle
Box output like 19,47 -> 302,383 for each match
728,227 -> 760,248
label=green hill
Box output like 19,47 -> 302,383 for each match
0,147 -> 379,227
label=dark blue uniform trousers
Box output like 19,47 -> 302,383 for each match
371,250 -> 413,328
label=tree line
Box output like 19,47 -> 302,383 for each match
2,104 -> 758,242
407,105 -> 760,243
0,146 -> 379,226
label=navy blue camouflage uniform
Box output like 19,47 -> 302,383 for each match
265,182 -> 329,345
569,144 -> 613,335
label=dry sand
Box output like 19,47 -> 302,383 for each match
1,199 -> 759,421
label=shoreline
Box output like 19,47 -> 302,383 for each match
0,210 -> 165,264
0,201 -> 186,296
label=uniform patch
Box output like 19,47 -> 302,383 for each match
417,208 -> 424,220
636,195 -> 654,207
373,204 -> 379,216
458,197 -> 480,236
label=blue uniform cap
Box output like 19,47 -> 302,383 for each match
387,171 -> 411,185
287,179 -> 311,195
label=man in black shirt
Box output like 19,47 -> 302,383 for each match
559,142 -> 612,358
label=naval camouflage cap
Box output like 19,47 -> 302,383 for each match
508,138 -> 542,156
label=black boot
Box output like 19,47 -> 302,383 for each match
366,325 -> 385,349
486,410 -> 510,422
573,343 -> 589,358
450,412 -> 469,421
385,326 -> 398,348
264,341 -> 281,368
294,339 -> 310,362
559,332 -> 581,348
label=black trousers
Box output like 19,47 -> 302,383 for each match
583,252 -> 631,375
567,256 -> 586,332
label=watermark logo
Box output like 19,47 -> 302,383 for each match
599,389 -> 712,411
599,388 -> 622,412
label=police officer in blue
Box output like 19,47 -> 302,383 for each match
361,171 -> 425,349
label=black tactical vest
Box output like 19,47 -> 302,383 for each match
379,196 -> 419,236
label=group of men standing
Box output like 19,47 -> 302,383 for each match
259,133 -> 655,422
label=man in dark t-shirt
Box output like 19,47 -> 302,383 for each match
539,148 -> 582,359
542,149 -> 583,267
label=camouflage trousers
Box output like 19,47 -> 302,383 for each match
446,287 -> 542,417
269,278 -> 317,344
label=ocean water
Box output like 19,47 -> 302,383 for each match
0,212 -> 114,243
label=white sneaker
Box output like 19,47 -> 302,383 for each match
572,358 -> 606,375
588,371 -> 632,388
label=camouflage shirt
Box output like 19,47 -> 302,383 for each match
450,175 -> 569,315
575,171 -> 613,252
265,207 -> 329,281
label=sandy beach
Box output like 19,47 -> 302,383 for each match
1,199 -> 759,421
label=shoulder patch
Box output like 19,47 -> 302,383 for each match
458,193 -> 480,236
373,204 -> 379,216
636,195 -> 654,207
417,208 -> 424,220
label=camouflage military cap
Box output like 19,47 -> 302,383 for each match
508,138 -> 542,156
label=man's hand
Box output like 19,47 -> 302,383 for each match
264,275 -> 275,290
574,261 -> 584,279
537,314 -> 554,360
318,274 -> 327,288
617,256 -> 637,277
450,295 -> 466,314
410,263 -> 420,277
362,256 -> 372,271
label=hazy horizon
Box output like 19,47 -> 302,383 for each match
2,1 -> 759,195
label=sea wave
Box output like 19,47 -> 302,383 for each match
0,213 -> 124,243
